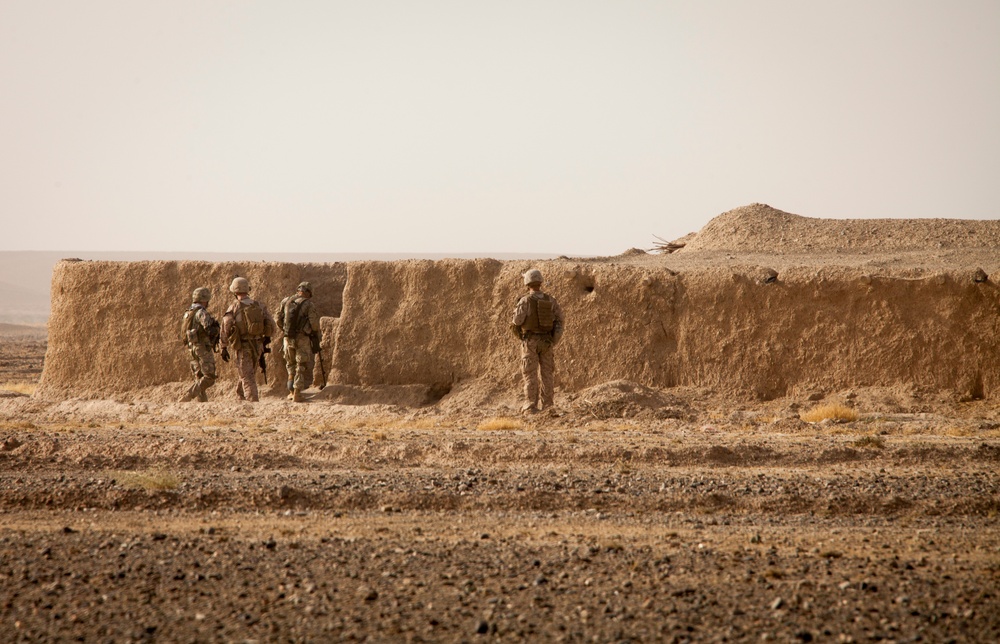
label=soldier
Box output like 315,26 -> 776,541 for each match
511,268 -> 564,414
179,287 -> 220,402
220,276 -> 277,402
275,281 -> 321,403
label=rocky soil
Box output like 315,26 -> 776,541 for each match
2,336 -> 1000,642
0,326 -> 46,386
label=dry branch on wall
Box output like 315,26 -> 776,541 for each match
651,235 -> 685,254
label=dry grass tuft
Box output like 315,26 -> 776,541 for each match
477,417 -> 524,431
113,469 -> 181,491
800,404 -> 859,424
370,430 -> 388,441
0,420 -> 38,431
0,382 -> 36,396
852,435 -> 886,450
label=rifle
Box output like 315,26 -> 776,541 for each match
259,336 -> 271,385
310,332 -> 327,390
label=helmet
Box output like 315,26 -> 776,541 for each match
191,287 -> 211,303
523,269 -> 543,286
297,281 -> 313,294
230,277 -> 251,294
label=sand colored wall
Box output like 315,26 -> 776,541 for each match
40,257 -> 1000,401
333,260 -> 1000,401
40,260 -> 346,397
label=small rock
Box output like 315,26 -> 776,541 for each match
771,597 -> 784,610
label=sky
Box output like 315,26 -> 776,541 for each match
1,1 -> 998,256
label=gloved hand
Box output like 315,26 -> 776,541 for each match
221,348 -> 230,362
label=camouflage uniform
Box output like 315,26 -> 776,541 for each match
220,284 -> 277,402
512,270 -> 565,412
276,283 -> 322,397
181,298 -> 219,402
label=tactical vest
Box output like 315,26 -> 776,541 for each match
521,293 -> 555,333
181,306 -> 220,347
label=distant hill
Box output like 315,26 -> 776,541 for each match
0,322 -> 47,336
0,250 -> 558,324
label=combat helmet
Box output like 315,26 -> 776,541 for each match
523,268 -> 544,286
297,281 -> 313,295
230,277 -> 251,294
191,287 -> 211,303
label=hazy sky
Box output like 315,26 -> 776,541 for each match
2,1 -> 998,255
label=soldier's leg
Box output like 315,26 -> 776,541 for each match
181,351 -> 201,402
294,336 -> 314,391
520,338 -> 540,411
237,351 -> 259,402
538,343 -> 556,409
196,347 -> 217,402
283,337 -> 297,393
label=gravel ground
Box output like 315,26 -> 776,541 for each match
1,412 -> 998,643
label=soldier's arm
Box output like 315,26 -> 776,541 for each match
551,298 -> 565,342
306,301 -> 321,335
512,296 -> 529,326
274,298 -> 286,333
219,312 -> 234,348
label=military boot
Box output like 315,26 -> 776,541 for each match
179,385 -> 197,403
197,389 -> 208,402
292,388 -> 305,403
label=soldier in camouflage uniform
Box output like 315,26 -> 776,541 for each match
180,287 -> 220,402
511,268 -> 565,413
220,277 -> 277,402
275,281 -> 322,403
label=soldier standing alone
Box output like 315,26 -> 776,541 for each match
220,276 -> 277,402
180,287 -> 220,402
511,268 -> 564,414
275,281 -> 321,403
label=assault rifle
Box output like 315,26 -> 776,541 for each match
310,332 -> 327,390
259,336 -> 272,384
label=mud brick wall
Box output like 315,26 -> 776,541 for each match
40,260 -> 346,397
40,258 -> 1000,400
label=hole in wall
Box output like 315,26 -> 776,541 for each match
423,382 -> 452,406
969,373 -> 984,401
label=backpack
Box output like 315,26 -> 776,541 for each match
236,300 -> 266,339
282,296 -> 308,336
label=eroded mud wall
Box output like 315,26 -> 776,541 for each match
41,258 -> 1000,400
333,261 -> 1000,400
40,260 -> 347,397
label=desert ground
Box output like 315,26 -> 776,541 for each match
2,326 -> 999,642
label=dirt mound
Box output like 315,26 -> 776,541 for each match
682,203 -> 1000,253
568,380 -> 689,420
